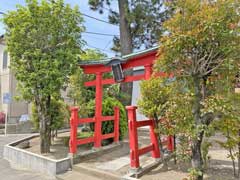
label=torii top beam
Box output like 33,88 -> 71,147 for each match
79,46 -> 159,75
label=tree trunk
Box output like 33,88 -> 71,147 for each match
229,147 -> 236,177
238,129 -> 240,177
191,138 -> 204,180
35,96 -> 51,154
153,114 -> 167,168
118,0 -> 133,106
226,126 -> 237,177
192,76 -> 204,180
39,114 -> 51,154
118,0 -> 133,56
174,134 -> 177,164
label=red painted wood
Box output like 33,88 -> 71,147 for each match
94,72 -> 103,148
144,64 -> 153,79
114,107 -> 120,142
149,119 -> 161,158
80,50 -> 157,74
161,137 -> 168,143
144,63 -> 161,159
101,116 -> 114,121
81,64 -> 111,74
136,120 -> 153,128
85,79 -> 114,86
102,133 -> 115,140
77,137 -> 94,145
75,48 -> 169,165
84,72 -> 170,87
121,55 -> 156,71
138,145 -> 154,156
85,74 -> 145,87
69,107 -> 78,154
126,106 -> 140,169
167,135 -> 174,152
78,118 -> 94,124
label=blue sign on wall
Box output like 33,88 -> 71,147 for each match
3,93 -> 11,104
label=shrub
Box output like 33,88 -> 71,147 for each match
87,97 -> 127,140
31,98 -> 69,135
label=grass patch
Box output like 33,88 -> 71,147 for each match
77,131 -> 93,139
62,131 -> 94,147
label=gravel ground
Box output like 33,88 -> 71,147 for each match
16,131 -> 239,180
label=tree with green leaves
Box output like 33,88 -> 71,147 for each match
32,98 -> 70,140
3,0 -> 85,153
88,0 -> 172,105
213,93 -> 240,178
88,0 -> 171,54
68,49 -> 107,117
138,76 -> 174,166
155,0 -> 240,179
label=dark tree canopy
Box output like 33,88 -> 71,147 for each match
88,0 -> 171,52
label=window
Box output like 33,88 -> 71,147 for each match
3,51 -> 8,69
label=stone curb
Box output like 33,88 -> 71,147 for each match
3,133 -> 124,178
3,134 -> 71,177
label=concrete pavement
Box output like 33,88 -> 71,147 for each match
0,134 -> 56,180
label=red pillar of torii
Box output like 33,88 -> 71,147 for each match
80,48 -> 159,148
78,47 -> 174,168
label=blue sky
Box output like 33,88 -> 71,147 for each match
0,0 -> 119,57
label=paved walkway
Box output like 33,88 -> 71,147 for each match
0,134 -> 56,180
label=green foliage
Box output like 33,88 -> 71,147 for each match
31,104 -> 39,130
213,93 -> 240,177
138,77 -> 172,119
68,49 -> 107,117
104,84 -> 131,106
152,0 -> 239,179
3,0 -> 84,153
80,49 -> 107,61
49,99 -> 70,131
188,168 -> 203,180
138,76 -> 176,137
62,131 -> 94,147
4,0 -> 85,101
176,135 -> 191,163
201,140 -> 212,169
157,0 -> 239,76
87,97 -> 127,140
31,98 -> 70,131
88,0 -> 172,51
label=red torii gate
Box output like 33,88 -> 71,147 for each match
69,46 -> 174,169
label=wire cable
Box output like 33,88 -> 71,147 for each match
84,31 -> 119,37
103,40 -> 112,50
81,12 -> 117,26
85,44 -> 113,54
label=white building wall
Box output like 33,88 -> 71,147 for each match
131,67 -> 147,121
0,43 -> 10,114
0,42 -> 29,123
